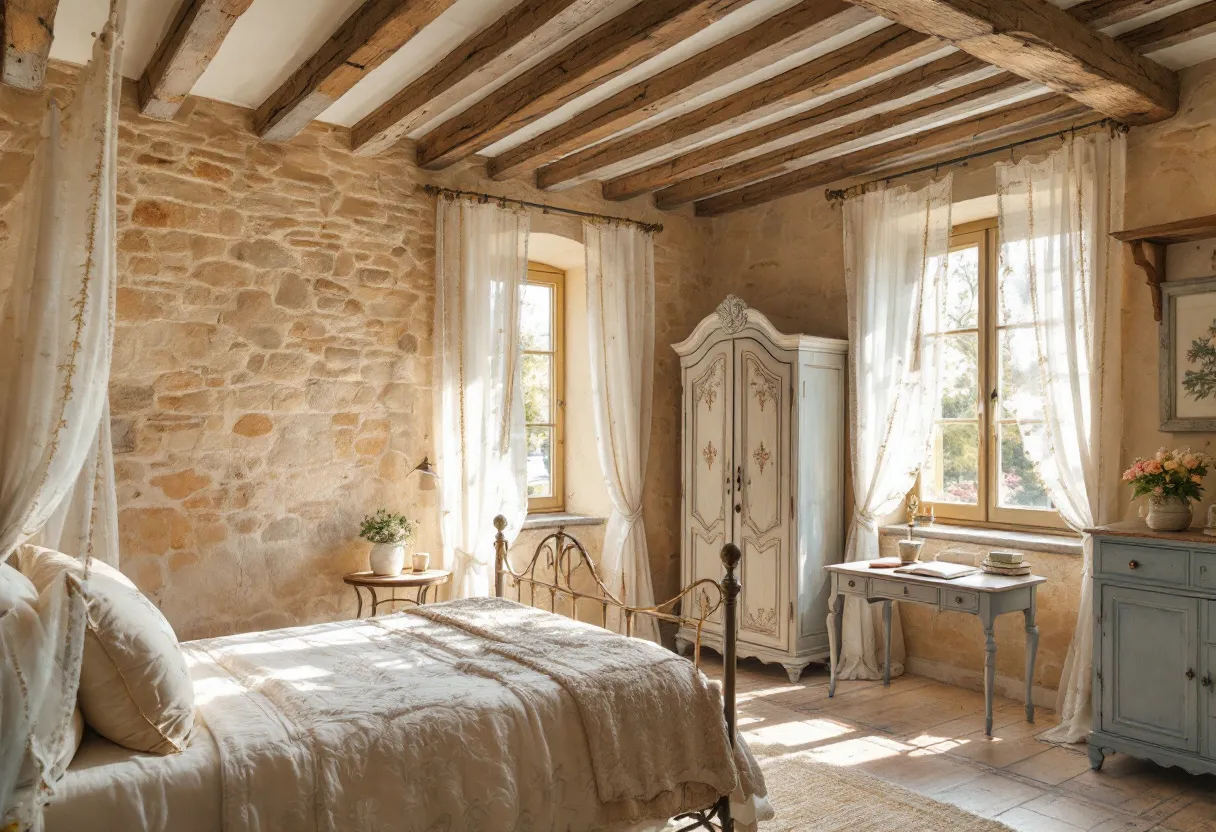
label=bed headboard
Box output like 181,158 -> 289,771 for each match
491,516 -> 737,666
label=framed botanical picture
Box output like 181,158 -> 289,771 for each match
1161,276 -> 1216,431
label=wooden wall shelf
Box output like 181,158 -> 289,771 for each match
1111,214 -> 1216,322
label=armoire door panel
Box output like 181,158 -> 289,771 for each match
739,536 -> 786,649
734,338 -> 792,652
687,347 -> 732,534
736,340 -> 790,541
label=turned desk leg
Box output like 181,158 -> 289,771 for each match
882,600 -> 892,688
983,620 -> 997,737
827,591 -> 845,698
1024,594 -> 1039,724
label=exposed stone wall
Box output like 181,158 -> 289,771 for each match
0,63 -> 711,641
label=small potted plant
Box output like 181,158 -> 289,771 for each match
1123,448 -> 1212,531
359,509 -> 416,576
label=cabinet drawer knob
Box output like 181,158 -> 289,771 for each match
1186,668 -> 1196,681
848,580 -> 856,588
734,503 -> 741,514
955,596 -> 964,604
1203,673 -> 1214,689
903,587 -> 909,595
1201,565 -> 1209,575
1128,560 -> 1140,570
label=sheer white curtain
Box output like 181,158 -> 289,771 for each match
584,221 -> 659,642
997,130 -> 1126,743
839,177 -> 952,680
434,196 -> 529,599
0,3 -> 124,826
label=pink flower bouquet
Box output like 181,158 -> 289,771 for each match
1122,448 -> 1212,503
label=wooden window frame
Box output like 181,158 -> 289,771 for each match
525,262 -> 566,514
919,219 -> 1066,533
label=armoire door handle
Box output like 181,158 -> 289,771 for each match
734,504 -> 742,514
1186,668 -> 1196,680
1202,673 -> 1214,689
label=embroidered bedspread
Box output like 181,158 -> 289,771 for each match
183,598 -> 769,832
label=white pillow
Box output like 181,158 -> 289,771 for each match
19,546 -> 195,754
2,561 -> 85,784
0,561 -> 36,611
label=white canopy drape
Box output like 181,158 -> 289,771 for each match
434,196 -> 529,599
584,221 -> 658,642
839,177 -> 953,680
0,3 -> 124,826
997,130 -> 1126,743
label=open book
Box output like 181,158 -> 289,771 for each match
893,562 -> 978,580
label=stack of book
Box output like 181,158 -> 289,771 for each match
981,550 -> 1031,576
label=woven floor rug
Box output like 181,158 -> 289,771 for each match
746,750 -> 1013,832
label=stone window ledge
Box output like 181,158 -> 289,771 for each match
522,513 -> 607,531
879,523 -> 1082,556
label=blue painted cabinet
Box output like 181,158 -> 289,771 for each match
1089,523 -> 1216,776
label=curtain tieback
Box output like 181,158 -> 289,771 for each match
852,510 -> 878,532
616,506 -> 644,526
455,548 -> 490,570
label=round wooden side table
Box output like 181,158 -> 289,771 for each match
343,569 -> 452,618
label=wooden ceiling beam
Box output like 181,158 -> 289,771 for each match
1117,2 -> 1216,53
601,52 -> 986,201
654,73 -> 1027,209
415,0 -> 758,171
350,0 -> 596,157
2,0 -> 60,90
694,93 -> 1090,216
485,1 -> 872,181
601,0 -> 1192,202
138,0 -> 254,120
535,24 -> 943,191
844,0 -> 1177,124
1068,0 -> 1191,28
254,0 -> 459,142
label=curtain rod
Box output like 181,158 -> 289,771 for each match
824,118 -> 1126,202
421,184 -> 664,234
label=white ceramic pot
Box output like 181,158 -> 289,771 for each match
369,542 -> 406,576
1146,496 -> 1193,532
897,538 -> 924,564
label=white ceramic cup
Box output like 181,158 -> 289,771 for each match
412,552 -> 431,573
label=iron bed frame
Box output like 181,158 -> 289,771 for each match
492,515 -> 741,832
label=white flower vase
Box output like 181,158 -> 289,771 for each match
1146,496 -> 1193,532
369,542 -> 406,576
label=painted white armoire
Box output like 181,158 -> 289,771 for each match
674,296 -> 847,682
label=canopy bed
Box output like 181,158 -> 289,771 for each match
28,521 -> 765,832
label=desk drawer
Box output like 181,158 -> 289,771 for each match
1098,542 -> 1188,585
942,589 -> 979,613
1193,552 -> 1216,590
838,574 -> 868,594
871,578 -> 938,604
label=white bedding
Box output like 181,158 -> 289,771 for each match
47,599 -> 768,832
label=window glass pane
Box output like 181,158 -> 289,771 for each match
999,422 -> 1053,510
522,353 -> 552,424
527,426 -> 553,498
938,333 -> 979,419
521,283 -> 553,351
999,327 -> 1037,420
940,245 -> 980,330
998,247 -> 1033,326
923,422 -> 980,505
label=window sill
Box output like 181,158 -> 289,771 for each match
879,523 -> 1083,556
522,513 -> 607,531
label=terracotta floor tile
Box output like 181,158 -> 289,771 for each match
998,806 -> 1087,831
1019,792 -> 1123,829
932,771 -> 1047,818
1007,746 -> 1096,786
